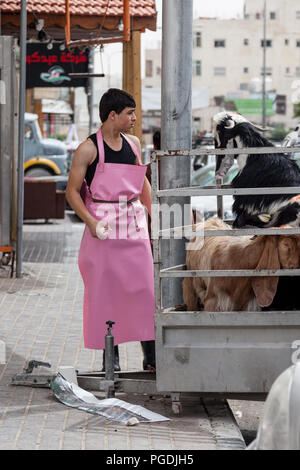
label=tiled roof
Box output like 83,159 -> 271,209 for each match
1,0 -> 156,17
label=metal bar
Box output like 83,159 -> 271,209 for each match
262,0 -> 267,128
157,186 -> 300,197
0,37 -> 13,249
161,0 -> 193,309
155,310 -> 300,322
151,154 -> 162,313
217,195 -> 223,219
88,48 -> 94,135
68,73 -> 105,78
160,268 -> 300,278
159,227 -> 300,237
16,0 -> 27,278
151,146 -> 298,159
67,37 -> 124,49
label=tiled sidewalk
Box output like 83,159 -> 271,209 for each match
0,214 -> 245,450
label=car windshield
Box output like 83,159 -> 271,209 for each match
191,164 -> 239,186
32,119 -> 43,141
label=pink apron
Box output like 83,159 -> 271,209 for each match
78,128 -> 155,349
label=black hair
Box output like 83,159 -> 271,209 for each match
99,88 -> 136,123
153,130 -> 161,150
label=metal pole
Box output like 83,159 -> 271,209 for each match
88,48 -> 95,135
161,0 -> 193,307
16,0 -> 27,278
262,0 -> 267,128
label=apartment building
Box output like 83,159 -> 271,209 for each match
144,0 -> 300,130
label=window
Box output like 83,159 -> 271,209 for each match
261,67 -> 272,76
286,67 -> 290,74
193,60 -> 201,76
296,11 -> 300,19
244,67 -> 249,73
214,40 -> 226,48
285,39 -> 289,45
296,67 -> 300,78
193,31 -> 202,48
145,60 -> 153,77
240,83 -> 249,90
256,13 -> 261,19
261,39 -> 272,47
214,67 -> 226,76
297,40 -> 300,47
244,38 -> 249,45
276,95 -> 286,115
270,12 -> 276,19
156,67 -> 161,76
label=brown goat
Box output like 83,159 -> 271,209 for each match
183,217 -> 300,312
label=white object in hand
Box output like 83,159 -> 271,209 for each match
96,221 -> 112,240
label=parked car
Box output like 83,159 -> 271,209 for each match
190,161 -> 239,220
24,113 -> 68,178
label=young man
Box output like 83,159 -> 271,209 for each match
66,89 -> 155,371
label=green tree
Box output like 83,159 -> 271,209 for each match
294,102 -> 300,118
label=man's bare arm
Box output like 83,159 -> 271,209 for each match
66,140 -> 98,237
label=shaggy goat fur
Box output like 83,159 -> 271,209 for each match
183,217 -> 300,312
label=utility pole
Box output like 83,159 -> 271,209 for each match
262,0 -> 267,128
161,0 -> 193,307
16,0 -> 27,278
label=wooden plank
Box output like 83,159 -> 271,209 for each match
122,30 -> 142,144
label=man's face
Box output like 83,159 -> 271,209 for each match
114,107 -> 136,132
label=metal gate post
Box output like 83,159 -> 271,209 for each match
160,0 -> 193,308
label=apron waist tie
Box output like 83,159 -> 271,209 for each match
91,197 -> 140,231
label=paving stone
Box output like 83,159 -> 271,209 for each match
0,214 -> 245,450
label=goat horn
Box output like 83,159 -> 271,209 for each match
224,119 -> 235,129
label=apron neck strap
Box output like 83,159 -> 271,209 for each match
96,127 -> 105,173
96,128 -> 142,170
122,133 -> 141,165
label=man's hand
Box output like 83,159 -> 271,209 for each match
87,218 -> 98,238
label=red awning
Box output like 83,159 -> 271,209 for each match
1,0 -> 157,40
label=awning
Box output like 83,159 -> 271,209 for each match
225,98 -> 274,116
1,0 -> 157,40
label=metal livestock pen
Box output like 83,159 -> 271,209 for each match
151,145 -> 300,414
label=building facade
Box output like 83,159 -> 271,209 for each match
144,0 -> 300,130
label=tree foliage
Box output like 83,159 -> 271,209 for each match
294,102 -> 300,118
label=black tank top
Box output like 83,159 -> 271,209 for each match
85,133 -> 137,187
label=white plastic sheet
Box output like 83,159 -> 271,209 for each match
50,374 -> 170,425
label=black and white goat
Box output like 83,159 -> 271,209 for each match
213,111 -> 300,228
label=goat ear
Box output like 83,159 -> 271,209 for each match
251,237 -> 280,307
278,237 -> 298,269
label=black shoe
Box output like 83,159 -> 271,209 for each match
102,345 -> 121,372
140,340 -> 156,371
